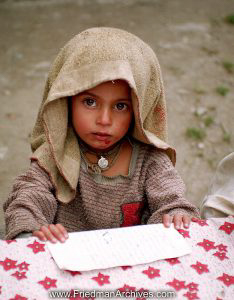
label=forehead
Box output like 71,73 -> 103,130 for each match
81,80 -> 131,99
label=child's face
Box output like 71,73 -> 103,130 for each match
72,80 -> 133,151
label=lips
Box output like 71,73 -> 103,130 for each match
93,132 -> 111,141
94,132 -> 111,137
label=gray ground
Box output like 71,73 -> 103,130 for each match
0,0 -> 234,238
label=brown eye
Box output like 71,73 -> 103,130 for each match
83,98 -> 96,107
115,103 -> 128,111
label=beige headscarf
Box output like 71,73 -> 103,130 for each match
30,27 -> 176,203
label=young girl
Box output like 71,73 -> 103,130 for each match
4,27 -> 200,243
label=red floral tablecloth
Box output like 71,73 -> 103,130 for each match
0,216 -> 233,300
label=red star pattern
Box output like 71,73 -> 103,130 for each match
64,270 -> 82,276
92,272 -> 110,286
217,273 -> 234,287
215,243 -> 228,252
5,240 -> 17,244
191,261 -> 209,275
0,257 -> 17,271
27,240 -> 45,254
121,266 -> 132,270
118,284 -> 136,292
219,222 -> 234,234
17,262 -> 30,271
9,295 -> 28,300
11,271 -> 27,280
38,276 -> 57,290
183,291 -> 199,299
213,251 -> 229,261
165,257 -> 181,265
192,218 -> 208,226
69,290 -> 95,300
1,216 -> 234,299
177,229 -> 190,238
142,266 -> 160,279
136,288 -> 149,300
186,282 -> 199,291
166,278 -> 186,291
197,239 -> 216,251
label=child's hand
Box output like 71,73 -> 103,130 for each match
32,224 -> 68,243
163,214 -> 190,229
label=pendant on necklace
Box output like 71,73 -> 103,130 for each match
98,156 -> 109,169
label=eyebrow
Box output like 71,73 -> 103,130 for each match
79,91 -> 131,102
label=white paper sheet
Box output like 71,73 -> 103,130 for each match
47,224 -> 191,271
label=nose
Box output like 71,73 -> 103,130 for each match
96,108 -> 112,126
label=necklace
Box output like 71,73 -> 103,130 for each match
79,138 -> 124,174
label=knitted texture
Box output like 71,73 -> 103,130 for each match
4,141 -> 199,240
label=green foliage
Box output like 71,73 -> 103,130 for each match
220,123 -> 231,143
204,116 -> 214,127
222,61 -> 234,73
223,132 -> 231,143
216,85 -> 230,96
225,14 -> 234,24
186,127 -> 206,140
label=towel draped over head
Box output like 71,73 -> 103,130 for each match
30,27 -> 176,204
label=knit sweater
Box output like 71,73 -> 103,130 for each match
4,139 -> 200,240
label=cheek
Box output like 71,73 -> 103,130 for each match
72,105 -> 90,132
115,113 -> 132,133
73,116 -> 90,132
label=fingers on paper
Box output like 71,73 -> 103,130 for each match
32,228 -> 47,242
163,214 -> 191,229
173,214 -> 183,229
172,214 -> 191,229
33,224 -> 68,243
182,215 -> 191,228
56,223 -> 69,237
163,214 -> 173,227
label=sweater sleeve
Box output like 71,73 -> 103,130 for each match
3,161 -> 58,240
145,150 -> 200,224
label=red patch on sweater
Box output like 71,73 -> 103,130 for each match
120,202 -> 143,227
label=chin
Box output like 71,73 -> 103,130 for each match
96,142 -> 113,149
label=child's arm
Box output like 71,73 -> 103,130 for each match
3,161 -> 59,240
145,150 -> 200,229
